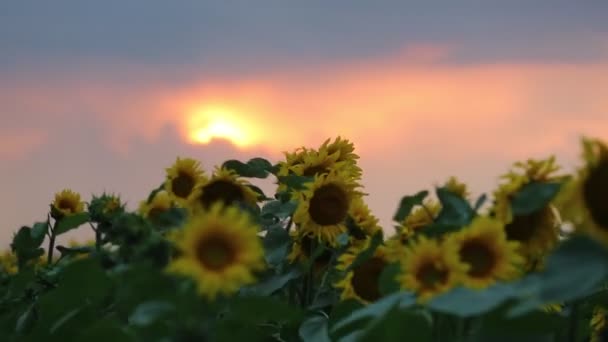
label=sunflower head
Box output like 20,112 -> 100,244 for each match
398,236 -> 461,302
444,216 -> 524,289
320,136 -> 360,164
556,138 -> 608,245
196,167 -> 258,211
292,171 -> 362,246
398,200 -> 441,235
51,189 -> 85,220
89,193 -> 124,222
166,203 -> 265,300
165,157 -> 207,206
492,157 -> 564,259
347,197 -> 383,244
139,190 -> 175,224
334,240 -> 389,304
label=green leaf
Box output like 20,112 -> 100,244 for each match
226,296 -> 304,324
357,307 -> 432,342
74,317 -> 134,342
30,221 -> 48,245
510,181 -> 562,216
261,200 -> 297,220
428,284 -> 518,317
240,267 -> 302,296
474,193 -> 487,212
479,308 -> 567,338
277,175 -> 314,191
10,226 -> 45,267
508,235 -> 608,316
393,191 -> 428,222
129,301 -> 175,327
54,212 -> 90,235
331,291 -> 416,333
378,262 -> 401,296
300,315 -> 331,342
15,303 -> 36,334
263,227 -> 291,267
344,232 -> 383,273
222,158 -> 274,178
434,187 -> 475,227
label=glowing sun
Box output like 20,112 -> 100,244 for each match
185,105 -> 256,148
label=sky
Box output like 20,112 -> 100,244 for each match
1,1 -> 608,247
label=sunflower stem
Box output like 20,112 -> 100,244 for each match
47,221 -> 57,264
568,301 -> 580,342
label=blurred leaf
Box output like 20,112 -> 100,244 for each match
344,232 -> 383,273
508,235 -> 608,316
261,200 -> 297,220
331,291 -> 416,333
15,303 -> 36,334
434,187 -> 475,227
479,308 -> 567,338
277,175 -> 314,191
11,226 -> 46,268
510,181 -> 561,216
393,191 -> 428,222
30,221 -> 48,245
54,212 -> 90,235
248,184 -> 270,201
223,158 -> 274,178
473,193 -> 487,212
240,267 -> 302,296
226,296 -> 304,324
357,307 -> 432,342
263,227 -> 291,267
74,317 -> 134,342
428,283 -> 518,317
378,262 -> 401,296
129,301 -> 175,327
300,315 -> 331,342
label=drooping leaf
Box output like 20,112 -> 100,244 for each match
263,227 -> 291,267
299,314 -> 331,342
261,200 -> 297,220
54,212 -> 90,235
393,191 -> 428,222
30,221 -> 49,246
434,187 -> 475,227
240,267 -> 302,296
510,181 -> 562,216
428,284 -> 518,317
10,226 -> 46,268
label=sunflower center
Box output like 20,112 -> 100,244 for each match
416,262 -> 448,290
459,239 -> 496,278
172,172 -> 196,198
309,184 -> 349,225
583,158 -> 608,229
199,180 -> 245,208
351,256 -> 386,302
303,165 -> 330,177
195,234 -> 237,271
504,207 -> 547,243
58,199 -> 75,212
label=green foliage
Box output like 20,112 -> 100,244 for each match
54,212 -> 90,236
11,226 -> 45,268
392,190 -> 428,222
510,181 -> 562,216
222,158 -> 274,178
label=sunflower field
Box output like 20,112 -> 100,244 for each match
2,136 -> 608,341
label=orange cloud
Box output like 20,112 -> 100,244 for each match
1,44 -> 607,162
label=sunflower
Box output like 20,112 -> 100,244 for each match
0,250 -> 17,275
492,157 -> 564,259
165,157 -> 207,206
444,216 -> 524,289
196,167 -> 258,211
556,138 -> 608,245
166,203 -> 265,300
443,176 -> 470,200
292,171 -> 363,246
290,145 -> 361,180
398,236 -> 462,302
51,189 -> 85,219
385,229 -> 411,263
347,197 -> 383,245
591,306 -> 607,342
398,199 -> 441,237
287,231 -> 334,275
334,240 -> 390,304
139,190 -> 178,226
